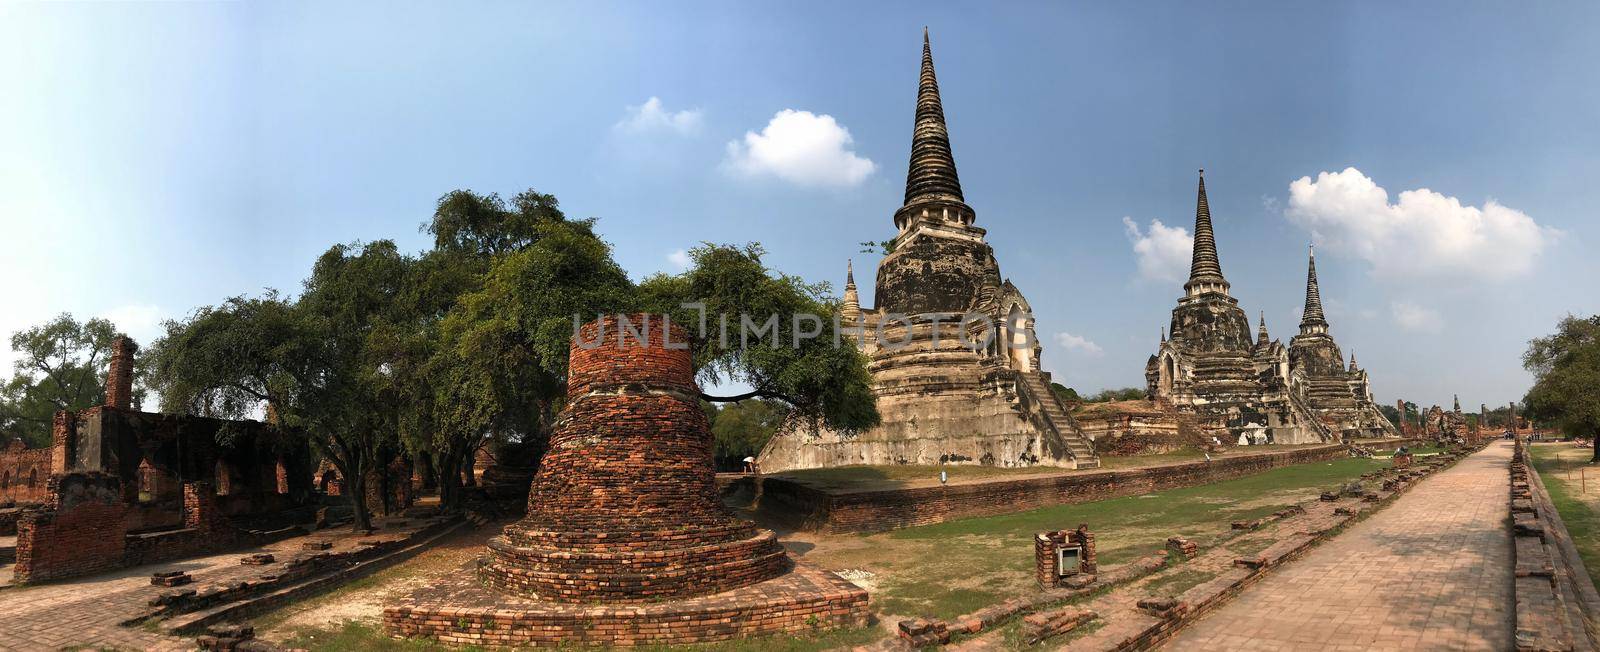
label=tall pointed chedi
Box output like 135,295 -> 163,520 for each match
1300,245 -> 1328,335
1149,171 -> 1327,444
903,27 -> 966,210
759,30 -> 1099,472
1286,246 -> 1396,438
1184,170 -> 1231,297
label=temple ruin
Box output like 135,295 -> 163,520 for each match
1146,175 -> 1396,443
384,314 -> 868,646
757,30 -> 1099,472
2,337 -> 319,583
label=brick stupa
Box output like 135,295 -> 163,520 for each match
385,314 -> 868,647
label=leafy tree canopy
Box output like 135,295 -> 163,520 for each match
0,314 -> 128,446
147,189 -> 881,522
708,399 -> 786,465
1523,314 -> 1600,459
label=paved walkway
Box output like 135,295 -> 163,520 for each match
0,519 -> 428,651
1163,441 -> 1515,651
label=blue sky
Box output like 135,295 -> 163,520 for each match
2,2 -> 1596,411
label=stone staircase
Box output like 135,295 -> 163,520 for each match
1019,372 -> 1101,469
1287,390 -> 1337,443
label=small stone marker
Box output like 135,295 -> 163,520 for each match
240,553 -> 275,565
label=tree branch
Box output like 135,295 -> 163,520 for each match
699,388 -> 793,403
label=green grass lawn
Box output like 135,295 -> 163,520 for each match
1527,444 -> 1600,588
802,456 -> 1386,621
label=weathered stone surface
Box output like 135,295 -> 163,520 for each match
1148,185 -> 1396,445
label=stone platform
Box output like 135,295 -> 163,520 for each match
383,561 -> 869,647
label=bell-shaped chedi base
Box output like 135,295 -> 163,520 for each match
386,314 -> 866,646
477,314 -> 789,602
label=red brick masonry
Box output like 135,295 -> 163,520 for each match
478,315 -> 788,603
388,314 -> 868,646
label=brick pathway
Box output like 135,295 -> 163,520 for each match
0,520 -> 428,651
1163,442 -> 1515,651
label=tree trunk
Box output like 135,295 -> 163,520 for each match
437,443 -> 466,514
347,463 -> 373,531
417,452 -> 438,494
462,450 -> 477,488
1590,433 -> 1599,464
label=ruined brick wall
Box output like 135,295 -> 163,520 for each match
13,473 -> 129,583
764,443 -> 1349,533
123,482 -> 239,567
480,313 -> 788,603
0,439 -> 51,504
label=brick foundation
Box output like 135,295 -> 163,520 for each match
386,563 -> 867,647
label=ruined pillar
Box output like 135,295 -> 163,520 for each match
478,313 -> 789,602
104,336 -> 137,410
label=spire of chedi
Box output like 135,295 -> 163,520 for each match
1184,169 -> 1231,297
841,259 -> 861,320
896,28 -> 974,229
1299,245 -> 1328,336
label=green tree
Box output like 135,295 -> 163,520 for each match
1084,387 -> 1147,403
1049,382 -> 1081,405
421,202 -> 636,508
1379,403 -> 1401,428
1523,314 -> 1600,461
149,242 -> 419,530
710,399 -> 785,468
638,243 -> 879,435
150,188 -> 881,519
0,314 -> 126,447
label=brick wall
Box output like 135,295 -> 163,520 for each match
13,473 -> 129,583
762,444 -> 1350,533
0,439 -> 51,504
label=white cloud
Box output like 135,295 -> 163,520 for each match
667,249 -> 691,271
1122,217 -> 1193,282
724,109 -> 876,187
1054,331 -> 1104,356
614,97 -> 702,136
1286,167 -> 1558,282
1391,301 -> 1443,334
